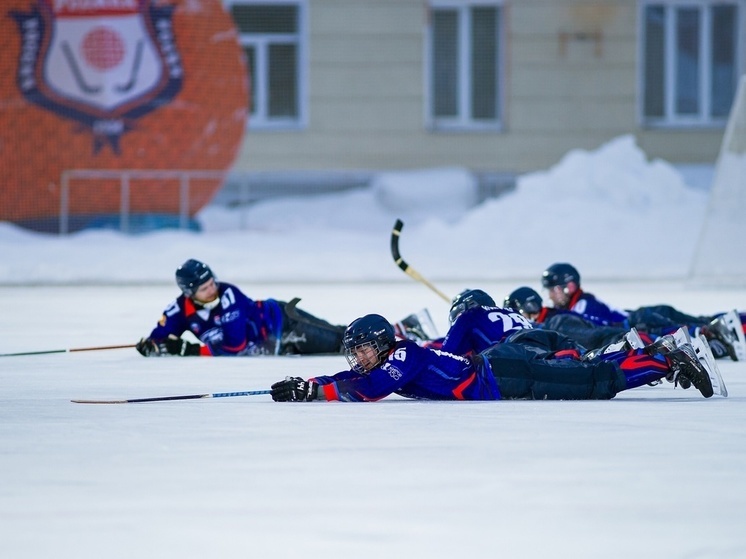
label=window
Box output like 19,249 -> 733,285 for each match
641,1 -> 742,127
226,1 -> 307,129
428,1 -> 503,130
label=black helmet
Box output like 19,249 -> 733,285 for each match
541,263 -> 580,289
504,286 -> 543,316
449,289 -> 496,323
175,259 -> 215,297
343,314 -> 396,373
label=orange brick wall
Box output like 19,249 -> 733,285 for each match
0,0 -> 249,230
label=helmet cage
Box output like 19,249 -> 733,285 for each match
342,314 -> 395,374
345,340 -> 389,374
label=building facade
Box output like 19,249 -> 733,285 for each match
225,0 -> 745,178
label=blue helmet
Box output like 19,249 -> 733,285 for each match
449,289 -> 496,323
541,263 -> 580,289
504,287 -> 543,316
343,314 -> 396,373
175,259 -> 215,297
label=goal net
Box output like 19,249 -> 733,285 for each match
689,74 -> 746,285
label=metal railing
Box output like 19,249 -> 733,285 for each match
59,169 -> 227,234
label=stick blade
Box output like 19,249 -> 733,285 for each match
390,219 -> 406,268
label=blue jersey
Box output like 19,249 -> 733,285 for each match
310,340 -> 501,401
567,289 -> 629,326
147,282 -> 285,356
440,305 -> 533,355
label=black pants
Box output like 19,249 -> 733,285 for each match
627,305 -> 711,334
541,313 -> 627,351
278,301 -> 345,355
505,328 -> 586,355
481,337 -> 626,400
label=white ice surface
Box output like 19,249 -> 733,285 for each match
2,282 -> 745,559
2,135 -> 744,557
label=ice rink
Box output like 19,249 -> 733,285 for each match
2,281 -> 745,559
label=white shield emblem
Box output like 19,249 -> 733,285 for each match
45,3 -> 164,112
12,0 -> 183,152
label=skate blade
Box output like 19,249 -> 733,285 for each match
692,334 -> 728,398
722,310 -> 746,361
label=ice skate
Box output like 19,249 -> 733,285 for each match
701,311 -> 744,361
648,334 -> 691,389
724,309 -> 746,361
648,332 -> 677,355
648,329 -> 713,398
395,309 -> 438,343
668,343 -> 713,398
585,328 -> 645,361
668,327 -> 726,396
690,334 -> 728,398
624,327 -> 646,350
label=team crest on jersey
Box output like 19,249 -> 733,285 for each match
10,0 -> 183,153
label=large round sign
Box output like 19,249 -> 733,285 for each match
0,0 -> 249,232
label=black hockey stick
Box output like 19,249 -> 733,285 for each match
1,344 -> 136,357
116,40 -> 143,93
62,41 -> 101,94
71,389 -> 271,404
390,219 -> 451,303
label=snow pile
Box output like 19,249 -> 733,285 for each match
0,135 -> 710,284
371,166 -> 479,224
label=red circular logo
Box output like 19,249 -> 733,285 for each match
82,27 -> 125,71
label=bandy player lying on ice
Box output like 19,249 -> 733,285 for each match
270,313 -> 727,403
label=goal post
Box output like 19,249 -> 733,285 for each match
688,73 -> 746,285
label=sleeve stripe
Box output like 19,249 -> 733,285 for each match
321,383 -> 340,401
451,372 -> 476,400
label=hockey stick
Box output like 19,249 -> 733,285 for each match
390,219 -> 451,303
62,41 -> 101,94
0,344 -> 136,357
71,389 -> 272,404
116,40 -> 144,93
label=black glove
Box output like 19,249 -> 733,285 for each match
136,337 -> 167,357
164,337 -> 202,356
136,337 -> 201,357
271,376 -> 319,402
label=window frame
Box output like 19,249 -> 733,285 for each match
224,0 -> 308,130
638,0 -> 744,129
426,0 -> 505,132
